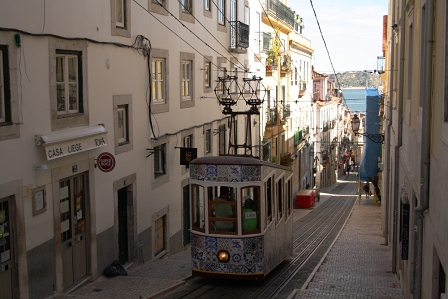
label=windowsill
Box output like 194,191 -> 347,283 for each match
57,112 -> 83,119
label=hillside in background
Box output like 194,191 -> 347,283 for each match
328,72 -> 382,88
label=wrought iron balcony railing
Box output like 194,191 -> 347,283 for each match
264,0 -> 295,29
230,21 -> 249,50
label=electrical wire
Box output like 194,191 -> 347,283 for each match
308,0 -> 348,110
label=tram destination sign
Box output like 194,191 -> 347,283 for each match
97,152 -> 116,172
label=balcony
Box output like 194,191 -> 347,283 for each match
263,0 -> 295,30
266,107 -> 278,126
230,21 -> 249,52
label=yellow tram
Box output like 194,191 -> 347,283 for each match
189,155 -> 294,280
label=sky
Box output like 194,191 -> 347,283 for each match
291,0 -> 388,74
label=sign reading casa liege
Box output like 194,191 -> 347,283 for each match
97,152 -> 116,172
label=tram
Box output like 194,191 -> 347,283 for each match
189,155 -> 294,280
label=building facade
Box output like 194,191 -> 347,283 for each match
0,0 -> 252,297
383,0 -> 448,298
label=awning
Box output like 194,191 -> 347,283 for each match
36,125 -> 107,160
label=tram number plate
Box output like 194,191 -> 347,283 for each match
245,212 -> 257,219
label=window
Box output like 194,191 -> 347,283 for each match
277,177 -> 283,220
286,179 -> 291,215
56,52 -> 81,116
205,129 -> 211,154
266,177 -> 272,224
209,186 -> 236,234
205,0 -> 210,11
111,0 -> 131,37
180,52 -> 195,109
218,0 -> 225,25
0,45 -> 10,124
294,67 -> 298,85
241,186 -> 260,234
181,60 -> 191,100
117,105 -> 128,144
115,0 -> 125,27
218,124 -> 226,155
181,0 -> 192,13
191,185 -> 205,232
154,144 -> 166,178
183,134 -> 193,148
151,58 -> 165,104
114,95 -> 133,154
244,4 -> 249,25
204,60 -> 211,88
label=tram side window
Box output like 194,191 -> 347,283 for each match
286,179 -> 292,215
241,186 -> 260,234
277,178 -> 283,221
209,186 -> 236,234
266,178 -> 272,225
191,184 -> 205,232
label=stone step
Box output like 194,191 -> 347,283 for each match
288,288 -> 403,299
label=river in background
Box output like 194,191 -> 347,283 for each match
341,88 -> 367,114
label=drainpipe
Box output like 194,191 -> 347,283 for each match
384,5 -> 396,247
391,0 -> 406,274
413,0 -> 433,297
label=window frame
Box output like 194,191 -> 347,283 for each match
181,60 -> 192,100
114,95 -> 133,154
218,124 -> 226,155
0,45 -> 11,125
180,52 -> 195,108
50,38 -> 89,131
205,129 -> 212,154
56,52 -> 81,116
218,0 -> 225,25
204,60 -> 212,89
111,0 -> 131,37
0,38 -> 19,140
191,184 -> 206,233
154,143 -> 166,178
151,57 -> 166,104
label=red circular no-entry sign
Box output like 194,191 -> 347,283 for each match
97,152 -> 116,172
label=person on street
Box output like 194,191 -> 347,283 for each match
363,182 -> 371,199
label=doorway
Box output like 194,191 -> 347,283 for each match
59,173 -> 88,291
0,196 -> 15,299
117,187 -> 129,264
182,185 -> 190,246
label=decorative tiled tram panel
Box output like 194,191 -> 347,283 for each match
189,156 -> 293,280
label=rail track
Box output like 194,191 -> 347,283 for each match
158,182 -> 357,299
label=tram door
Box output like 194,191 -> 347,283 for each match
182,185 -> 190,246
60,173 -> 88,290
0,196 -> 14,299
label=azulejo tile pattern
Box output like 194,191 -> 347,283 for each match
190,163 -> 261,182
191,234 -> 264,275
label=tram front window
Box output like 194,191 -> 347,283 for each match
191,184 -> 205,232
242,186 -> 260,234
209,186 -> 236,233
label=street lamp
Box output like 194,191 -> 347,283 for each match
351,114 -> 384,144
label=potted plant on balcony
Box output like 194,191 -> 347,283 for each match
281,53 -> 292,72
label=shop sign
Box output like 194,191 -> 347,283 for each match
97,152 -> 116,172
45,135 -> 106,160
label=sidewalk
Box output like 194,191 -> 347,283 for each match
289,173 -> 403,299
48,173 -> 402,299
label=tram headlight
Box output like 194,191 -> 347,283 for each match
217,250 -> 230,263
